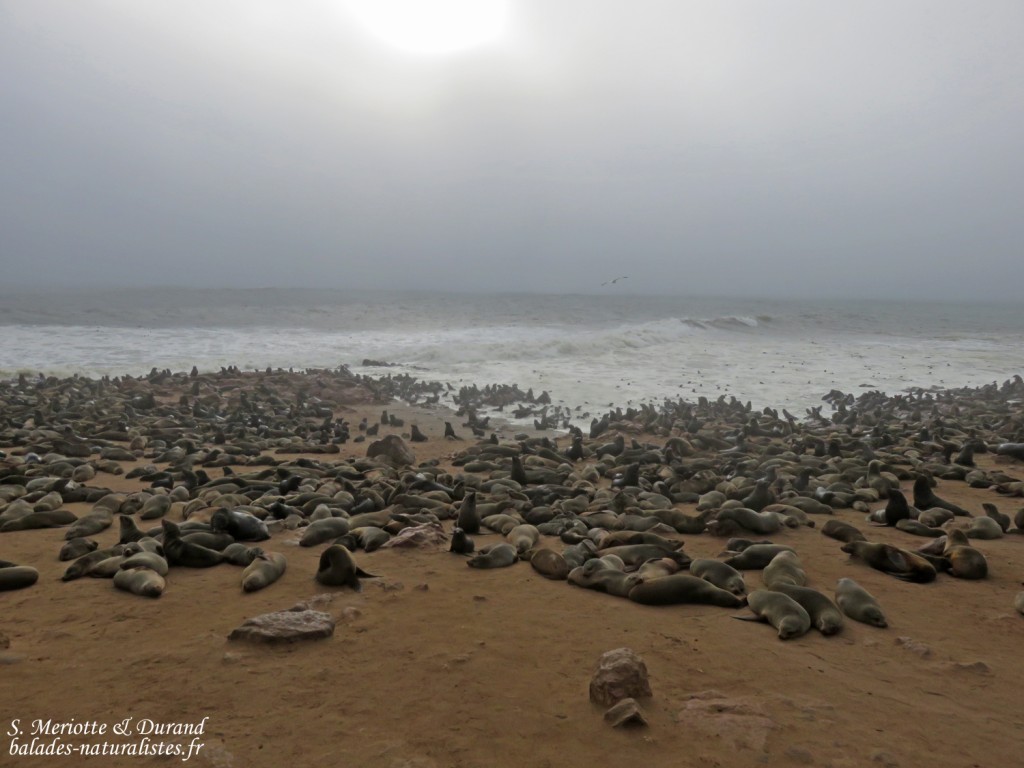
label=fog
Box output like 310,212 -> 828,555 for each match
2,0 -> 1022,298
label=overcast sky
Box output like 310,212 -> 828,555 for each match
2,1 -> 1022,298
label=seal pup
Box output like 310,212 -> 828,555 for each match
627,574 -> 745,607
840,541 -> 936,583
506,524 -> 541,556
467,542 -> 519,569
449,527 -> 475,555
835,578 -> 887,627
113,567 -> 165,598
242,551 -> 287,592
735,590 -> 811,640
689,558 -> 747,596
315,544 -> 375,589
768,583 -> 844,635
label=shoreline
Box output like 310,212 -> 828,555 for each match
2,368 -> 1024,767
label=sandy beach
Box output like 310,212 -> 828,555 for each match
2,370 -> 1023,768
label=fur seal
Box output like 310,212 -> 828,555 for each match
627,574 -> 745,607
467,542 -> 519,569
835,577 -> 887,627
913,477 -> 970,517
506,524 -> 541,555
735,589 -> 811,640
449,527 -> 475,555
0,564 -> 39,591
723,544 -> 795,570
528,549 -> 569,580
211,508 -> 270,541
689,558 -> 747,595
59,537 -> 99,561
820,519 -> 867,543
1015,591 -> 1024,616
119,551 -> 169,576
315,544 -> 375,589
895,519 -> 944,537
299,517 -> 352,547
840,541 -> 936,582
965,516 -> 1003,540
456,491 -> 481,534
768,583 -> 844,635
161,520 -> 224,568
222,543 -> 263,566
762,551 -> 807,588
567,563 -> 640,597
113,567 -> 165,598
880,490 -> 911,527
596,544 -> 691,569
714,507 -> 786,535
936,529 -> 988,579
242,551 -> 287,592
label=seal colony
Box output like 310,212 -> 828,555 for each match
2,366 -> 1024,766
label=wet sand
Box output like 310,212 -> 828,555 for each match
2,379 -> 1024,768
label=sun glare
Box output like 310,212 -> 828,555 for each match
345,0 -> 509,55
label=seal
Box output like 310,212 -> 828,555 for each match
965,516 -> 1003,540
596,544 -> 691,570
61,547 -> 124,581
937,529 -> 988,579
299,517 -> 352,547
59,537 -> 99,561
627,574 -> 745,607
222,543 -> 263,566
242,551 -> 287,592
449,526 -> 475,555
714,507 -> 786,535
528,548 -> 569,580
895,519 -> 944,537
820,519 -> 866,544
768,583 -> 844,635
913,476 -> 970,517
161,520 -> 224,568
506,524 -> 541,555
119,551 -> 169,576
762,551 -> 807,588
834,577 -> 887,627
467,542 -> 519,569
840,541 -> 936,582
118,515 -> 146,544
735,589 -> 811,640
689,558 -> 747,596
567,562 -> 640,597
456,491 -> 481,534
211,508 -> 270,542
1015,591 -> 1024,616
315,544 -> 375,589
723,544 -> 795,570
113,567 -> 165,598
637,557 -> 682,581
0,564 -> 39,591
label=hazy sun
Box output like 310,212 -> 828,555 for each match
345,0 -> 509,55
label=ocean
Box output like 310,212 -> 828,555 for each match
1,288 -> 1021,424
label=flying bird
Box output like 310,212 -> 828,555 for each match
601,275 -> 629,286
